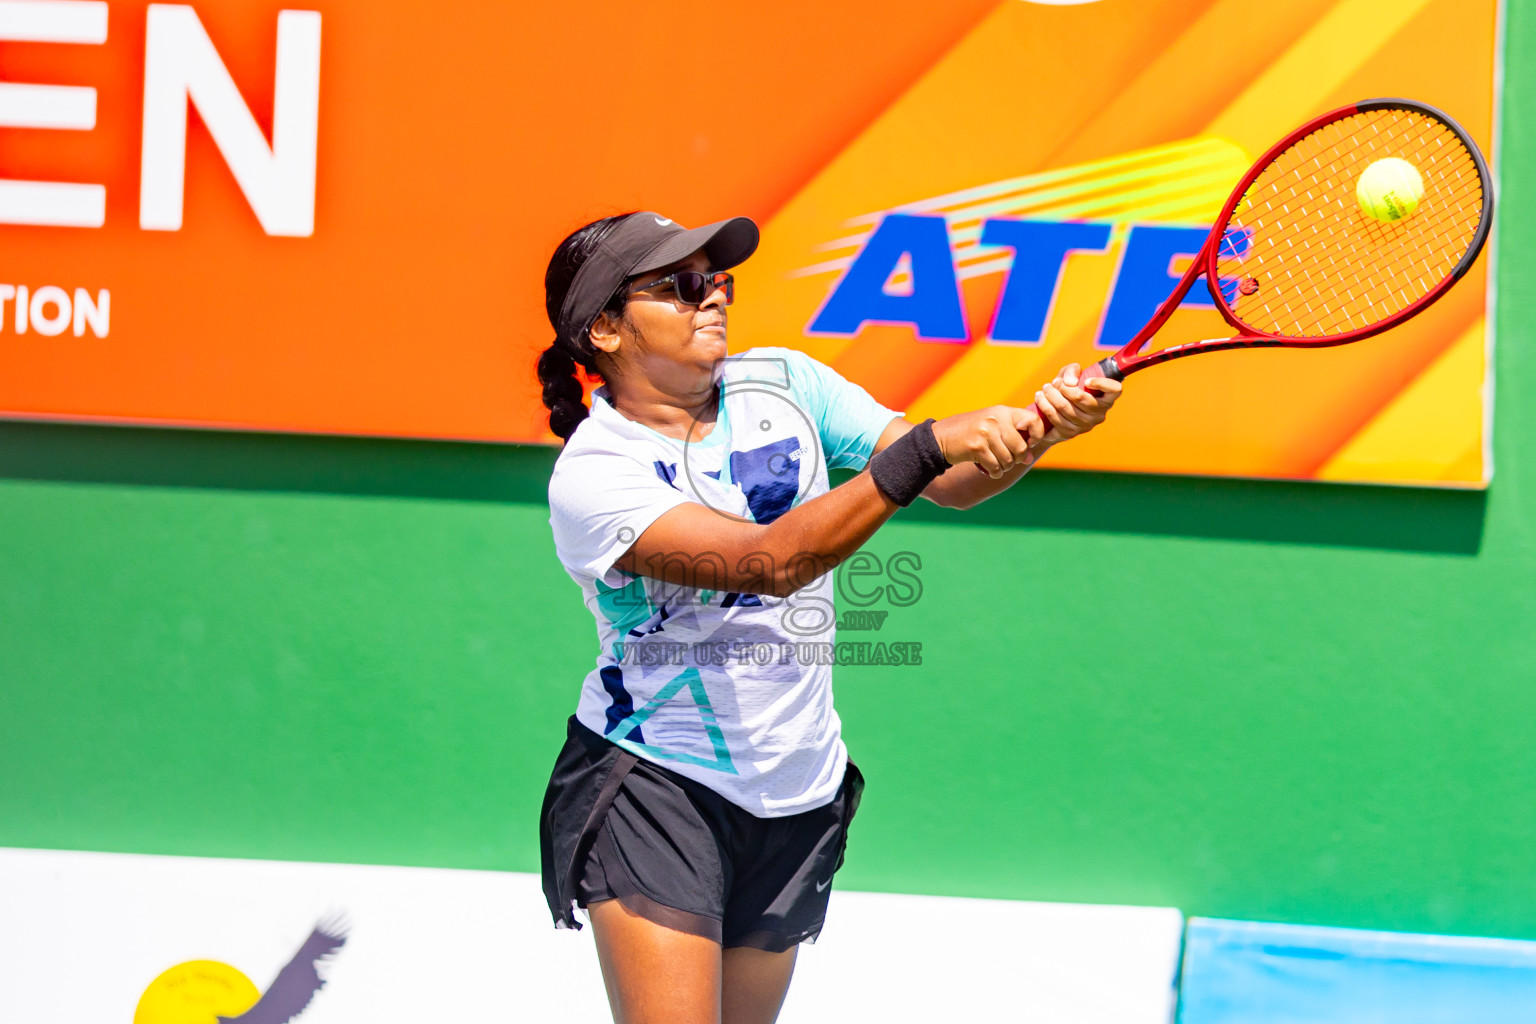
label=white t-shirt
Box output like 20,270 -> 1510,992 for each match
548,347 -> 900,816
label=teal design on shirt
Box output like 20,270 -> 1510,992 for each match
608,667 -> 738,774
594,573 -> 654,661
775,347 -> 901,470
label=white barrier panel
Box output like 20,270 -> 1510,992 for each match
0,847 -> 1182,1023
0,846 -> 611,1023
784,890 -> 1184,1024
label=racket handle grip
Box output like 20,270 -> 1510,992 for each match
971,358 -> 1123,475
1081,357 -> 1123,387
1030,357 -> 1120,417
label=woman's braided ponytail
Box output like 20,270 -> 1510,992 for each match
537,343 -> 589,441
537,213 -> 635,441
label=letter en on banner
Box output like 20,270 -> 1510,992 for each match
140,6 -> 322,236
73,287 -> 108,336
809,214 -> 967,341
0,1 -> 108,227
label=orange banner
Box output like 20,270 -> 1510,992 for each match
0,0 -> 1496,486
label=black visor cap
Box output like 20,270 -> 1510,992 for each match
556,212 -> 759,347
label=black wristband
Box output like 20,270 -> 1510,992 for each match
868,419 -> 950,507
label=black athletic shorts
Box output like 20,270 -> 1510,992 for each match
540,716 -> 863,952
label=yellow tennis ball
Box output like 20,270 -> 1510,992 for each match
1357,157 -> 1425,222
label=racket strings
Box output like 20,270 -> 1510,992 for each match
1245,117 -> 1479,333
1229,114 -> 1480,335
1254,115 -> 1480,303
1215,108 -> 1485,339
1303,155 -> 1481,334
1297,123 -> 1481,267
1286,121 -> 1481,320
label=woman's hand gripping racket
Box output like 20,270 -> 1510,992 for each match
1044,98 -> 1493,409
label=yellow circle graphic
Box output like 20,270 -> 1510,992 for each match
134,961 -> 260,1024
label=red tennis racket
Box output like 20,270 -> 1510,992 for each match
1056,97 -> 1493,404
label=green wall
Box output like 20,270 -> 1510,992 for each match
4,8 -> 1534,943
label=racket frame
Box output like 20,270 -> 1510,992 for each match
1089,98 -> 1494,382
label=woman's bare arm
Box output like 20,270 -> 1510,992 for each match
615,471 -> 898,598
615,403 -> 1046,596
613,363 -> 1120,594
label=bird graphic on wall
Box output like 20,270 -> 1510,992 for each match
215,918 -> 349,1024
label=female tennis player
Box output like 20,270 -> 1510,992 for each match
537,211 -> 1120,1024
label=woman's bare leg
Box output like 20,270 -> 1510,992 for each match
589,899 -> 721,1024
722,945 -> 797,1024
589,900 -> 799,1024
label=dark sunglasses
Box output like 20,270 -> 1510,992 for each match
630,270 -> 735,306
